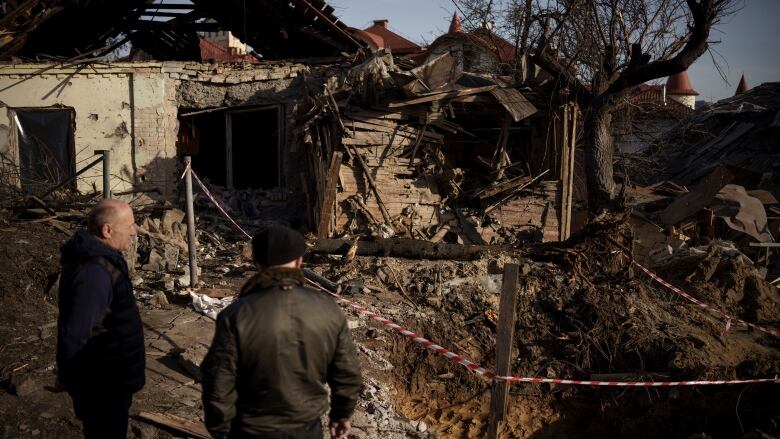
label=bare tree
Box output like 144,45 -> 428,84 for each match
454,0 -> 740,213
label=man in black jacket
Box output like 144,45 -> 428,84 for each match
202,224 -> 362,439
56,199 -> 145,438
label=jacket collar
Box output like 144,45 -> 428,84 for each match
240,267 -> 305,297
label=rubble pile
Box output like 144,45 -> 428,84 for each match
304,50 -> 577,246
309,215 -> 780,438
623,82 -> 780,282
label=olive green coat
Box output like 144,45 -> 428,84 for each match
201,268 -> 362,438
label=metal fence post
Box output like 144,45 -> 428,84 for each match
94,149 -> 111,198
184,156 -> 199,287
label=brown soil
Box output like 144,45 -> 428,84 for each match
312,217 -> 780,438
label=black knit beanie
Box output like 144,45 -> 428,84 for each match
251,224 -> 307,266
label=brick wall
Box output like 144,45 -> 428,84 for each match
335,146 -> 441,231
487,180 -> 562,242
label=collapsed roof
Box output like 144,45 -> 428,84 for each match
0,0 -> 363,61
639,82 -> 780,189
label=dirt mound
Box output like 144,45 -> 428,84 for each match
656,249 -> 780,327
313,216 -> 780,438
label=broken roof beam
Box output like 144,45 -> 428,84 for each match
489,87 -> 538,122
290,0 -> 363,48
387,85 -> 498,108
136,4 -> 198,9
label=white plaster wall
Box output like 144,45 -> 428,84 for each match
669,94 -> 696,110
0,63 -> 175,196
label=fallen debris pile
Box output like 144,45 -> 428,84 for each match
309,213 -> 780,438
623,83 -> 780,281
304,50 -> 579,246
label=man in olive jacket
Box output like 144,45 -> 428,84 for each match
202,224 -> 362,439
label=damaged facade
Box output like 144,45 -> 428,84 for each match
300,44 -> 578,243
0,62 -> 331,225
0,5 -> 579,246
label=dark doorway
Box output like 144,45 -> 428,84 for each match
12,108 -> 75,193
230,107 -> 280,190
178,106 -> 280,189
180,110 -> 227,186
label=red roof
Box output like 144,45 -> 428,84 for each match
199,37 -> 257,63
665,70 -> 698,96
350,28 -> 385,49
631,83 -> 664,104
629,83 -> 693,116
735,73 -> 750,95
465,28 -> 516,63
363,19 -> 422,55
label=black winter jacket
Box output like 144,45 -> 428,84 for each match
201,267 -> 362,438
57,230 -> 145,395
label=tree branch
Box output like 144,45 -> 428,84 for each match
604,0 -> 718,96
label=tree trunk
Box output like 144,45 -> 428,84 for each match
309,237 -> 509,260
584,100 -> 617,213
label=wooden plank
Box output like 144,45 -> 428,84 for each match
484,170 -> 550,214
310,237 -> 507,260
489,87 -> 538,122
317,151 -> 343,238
342,135 -> 415,147
476,175 -> 533,200
487,263 -> 520,439
346,119 -> 445,141
559,104 -> 570,241
347,110 -> 407,120
344,115 -> 404,128
660,165 -> 735,225
387,85 -> 497,108
136,412 -> 210,439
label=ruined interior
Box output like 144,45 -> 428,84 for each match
0,1 -> 778,439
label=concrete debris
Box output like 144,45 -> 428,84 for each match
148,291 -> 169,308
190,292 -> 234,320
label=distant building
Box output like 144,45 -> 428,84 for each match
665,70 -> 698,110
202,30 -> 247,55
199,29 -> 257,63
424,12 -> 519,74
614,71 -> 699,153
358,19 -> 424,56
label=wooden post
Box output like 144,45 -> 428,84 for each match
317,151 -> 344,238
183,156 -> 199,287
487,263 -> 520,439
559,104 -> 570,241
565,106 -> 577,239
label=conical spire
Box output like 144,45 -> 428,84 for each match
735,73 -> 749,95
449,11 -> 463,34
665,70 -> 698,96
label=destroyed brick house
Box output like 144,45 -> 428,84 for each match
0,1 -> 579,246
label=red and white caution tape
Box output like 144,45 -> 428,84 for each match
304,278 -> 779,387
181,166 -> 778,386
625,254 -> 780,339
187,168 -> 253,240
180,160 -> 192,180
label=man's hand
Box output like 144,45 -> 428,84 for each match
329,419 -> 351,439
